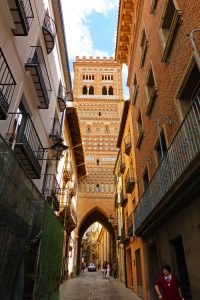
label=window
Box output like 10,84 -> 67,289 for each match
96,184 -> 100,192
177,59 -> 200,119
82,86 -> 87,95
99,112 -> 101,116
132,74 -> 139,104
136,109 -> 144,148
86,75 -> 88,80
87,126 -> 91,133
83,75 -> 85,80
142,167 -> 149,192
102,75 -> 104,80
92,75 -> 94,80
108,86 -> 113,95
145,66 -> 158,116
89,86 -> 94,95
105,126 -> 110,134
150,0 -> 158,14
155,130 -> 167,165
140,29 -> 148,68
102,86 -> 107,95
111,75 -> 113,80
160,0 -> 182,62
96,159 -> 99,166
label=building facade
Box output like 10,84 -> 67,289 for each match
0,0 -> 85,298
116,0 -> 200,299
73,56 -> 124,272
115,100 -> 147,298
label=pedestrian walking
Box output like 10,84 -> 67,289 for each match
102,262 -> 107,279
155,264 -> 184,300
106,263 -> 110,279
81,262 -> 85,273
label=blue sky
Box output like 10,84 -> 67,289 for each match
61,0 -> 129,99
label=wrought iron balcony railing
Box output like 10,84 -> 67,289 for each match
124,134 -> 132,155
125,168 -> 135,194
25,46 -> 52,109
49,118 -> 62,141
134,90 -> 200,232
57,85 -> 67,112
0,48 -> 16,119
42,174 -> 61,211
119,154 -> 126,174
127,212 -> 135,236
42,13 -> 56,54
120,190 -> 128,207
120,225 -> 130,244
8,0 -> 34,36
5,112 -> 44,179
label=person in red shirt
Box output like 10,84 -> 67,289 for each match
155,264 -> 184,300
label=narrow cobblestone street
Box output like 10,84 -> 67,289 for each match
60,271 -> 141,300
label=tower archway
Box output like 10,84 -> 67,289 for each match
76,207 -> 116,274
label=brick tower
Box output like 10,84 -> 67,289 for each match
73,56 -> 123,230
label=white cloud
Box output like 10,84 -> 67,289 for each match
122,64 -> 130,100
61,0 -> 118,60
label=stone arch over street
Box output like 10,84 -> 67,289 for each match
76,207 -> 116,274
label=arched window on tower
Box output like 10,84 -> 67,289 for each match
86,75 -> 88,80
96,184 -> 100,192
108,86 -> 113,95
89,86 -> 94,95
96,159 -> 99,166
102,86 -> 107,95
92,75 -> 94,80
82,86 -> 87,95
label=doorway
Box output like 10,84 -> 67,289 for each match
135,248 -> 144,298
126,248 -> 133,288
170,236 -> 192,299
147,244 -> 160,300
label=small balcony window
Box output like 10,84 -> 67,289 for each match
125,168 -> 135,194
136,110 -> 144,148
142,167 -> 149,192
145,66 -> 158,116
160,0 -> 182,63
8,0 -> 34,36
140,30 -> 148,68
42,13 -> 56,54
25,46 -> 52,109
132,74 -> 139,105
150,0 -> 158,14
155,130 -> 167,165
124,134 -> 132,155
0,48 -> 16,120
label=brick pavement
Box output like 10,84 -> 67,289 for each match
60,271 -> 142,300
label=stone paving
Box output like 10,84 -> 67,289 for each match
60,270 -> 142,300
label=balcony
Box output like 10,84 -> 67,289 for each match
0,48 -> 16,119
49,118 -> 62,142
8,0 -> 34,36
120,190 -> 128,207
25,46 -> 52,109
42,174 -> 60,211
125,168 -> 135,194
120,226 -> 130,244
124,134 -> 132,155
119,154 -> 126,174
42,13 -> 56,54
127,212 -> 135,237
5,112 -> 44,179
59,202 -> 77,233
134,91 -> 200,233
57,85 -> 67,112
